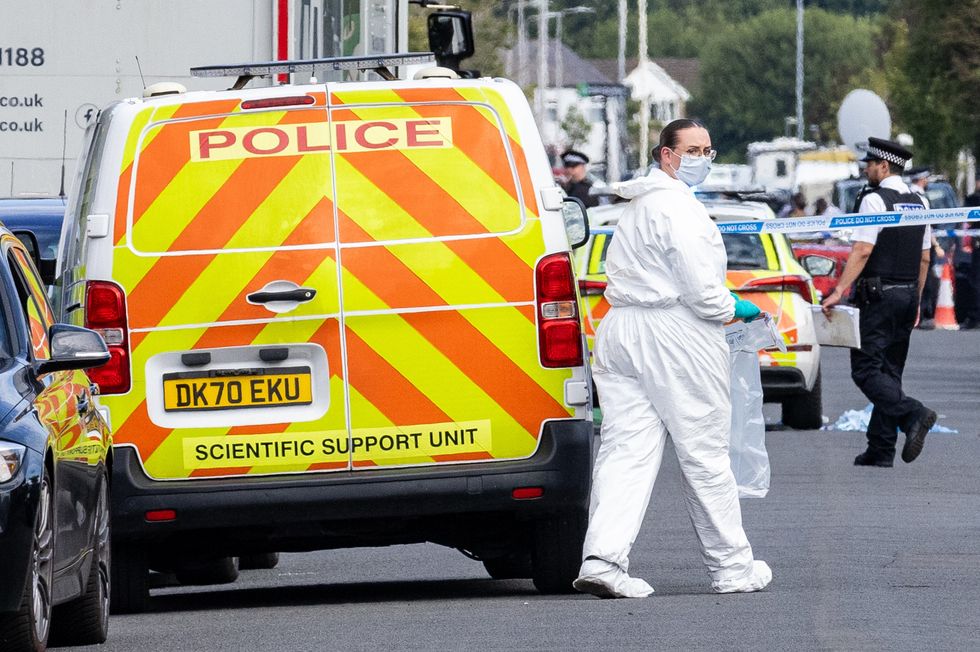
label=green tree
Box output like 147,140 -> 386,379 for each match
559,104 -> 592,149
886,0 -> 980,174
691,8 -> 876,160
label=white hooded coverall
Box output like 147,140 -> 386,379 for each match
578,168 -> 770,596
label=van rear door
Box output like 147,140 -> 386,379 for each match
107,93 -> 350,480
326,84 -> 575,470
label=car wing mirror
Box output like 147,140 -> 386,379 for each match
427,10 -> 474,71
561,196 -> 591,249
36,324 -> 111,375
800,254 -> 835,277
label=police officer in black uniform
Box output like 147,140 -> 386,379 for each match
560,150 -> 599,208
821,137 -> 937,467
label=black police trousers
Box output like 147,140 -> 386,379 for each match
850,285 -> 924,458
919,247 -> 938,319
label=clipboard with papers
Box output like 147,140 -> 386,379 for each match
810,305 -> 861,348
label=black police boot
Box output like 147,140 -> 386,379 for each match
854,450 -> 893,468
901,407 -> 937,463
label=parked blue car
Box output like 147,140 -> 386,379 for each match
0,223 -> 112,651
0,197 -> 67,286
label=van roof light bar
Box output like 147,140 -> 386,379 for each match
190,53 -> 436,89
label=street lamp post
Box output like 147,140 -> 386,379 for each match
796,0 -> 804,140
617,0 -> 627,82
638,0 -> 650,170
517,1 -> 527,87
553,6 -> 594,89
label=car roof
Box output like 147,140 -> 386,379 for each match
0,197 -> 67,216
701,199 -> 774,222
587,198 -> 774,227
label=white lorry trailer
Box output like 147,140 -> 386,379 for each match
0,0 -> 410,195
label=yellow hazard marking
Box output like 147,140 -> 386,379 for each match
339,104 -> 523,236
120,105 -> 179,174
189,118 -> 453,162
458,306 -> 572,412
183,419 -> 491,469
127,110 -> 284,254
345,312 -> 538,455
455,87 -> 524,149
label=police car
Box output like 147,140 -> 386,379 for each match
578,198 -> 824,429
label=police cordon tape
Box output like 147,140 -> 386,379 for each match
715,207 -> 980,235
776,228 -> 980,240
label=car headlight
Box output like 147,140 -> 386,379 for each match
0,442 -> 26,483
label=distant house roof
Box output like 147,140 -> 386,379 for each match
504,42 -> 615,86
592,58 -> 701,93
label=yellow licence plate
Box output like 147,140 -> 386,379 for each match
162,367 -> 313,412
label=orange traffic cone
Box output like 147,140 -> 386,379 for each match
934,261 -> 959,330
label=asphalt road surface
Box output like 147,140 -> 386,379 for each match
64,330 -> 979,651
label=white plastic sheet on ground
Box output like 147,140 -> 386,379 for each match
726,315 -> 784,498
821,403 -> 959,434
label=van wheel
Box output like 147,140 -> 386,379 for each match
531,509 -> 587,594
110,541 -> 149,614
175,557 -> 239,586
0,467 -> 54,651
50,475 -> 110,646
782,368 -> 823,430
238,552 -> 280,570
482,550 -> 532,580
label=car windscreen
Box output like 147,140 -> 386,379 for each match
722,233 -> 769,270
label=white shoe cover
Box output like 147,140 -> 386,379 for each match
573,559 -> 655,599
711,560 -> 772,594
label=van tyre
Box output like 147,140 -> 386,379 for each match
0,468 -> 53,652
782,367 -> 823,430
483,550 -> 532,580
175,557 -> 239,586
110,541 -> 149,614
50,474 -> 110,646
238,552 -> 280,570
531,509 -> 587,594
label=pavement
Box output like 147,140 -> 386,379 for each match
65,330 -> 980,652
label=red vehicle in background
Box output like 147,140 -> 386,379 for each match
790,242 -> 851,300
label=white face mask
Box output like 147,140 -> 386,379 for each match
668,150 -> 712,187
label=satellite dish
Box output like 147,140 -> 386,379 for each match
837,89 -> 891,158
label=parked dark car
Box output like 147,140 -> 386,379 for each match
834,176 -> 958,213
0,197 -> 67,286
0,227 -> 112,651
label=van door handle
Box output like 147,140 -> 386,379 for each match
246,288 -> 316,304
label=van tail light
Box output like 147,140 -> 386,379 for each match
578,279 -> 607,296
738,275 -> 815,303
536,253 -> 583,368
85,281 -> 131,394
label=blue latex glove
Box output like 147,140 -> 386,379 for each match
734,299 -> 761,323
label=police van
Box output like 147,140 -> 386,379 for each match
56,54 -> 594,612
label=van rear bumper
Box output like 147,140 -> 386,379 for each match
110,420 -> 594,550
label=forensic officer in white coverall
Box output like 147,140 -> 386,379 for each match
573,119 -> 772,598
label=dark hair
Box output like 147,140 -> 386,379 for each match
652,118 -> 707,164
887,161 -> 904,175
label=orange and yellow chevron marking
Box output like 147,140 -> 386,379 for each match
389,88 -> 538,215
344,327 -> 449,424
105,91 -> 572,479
114,100 -> 243,244
338,86 -> 538,215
